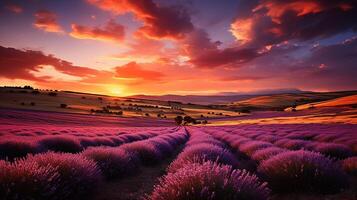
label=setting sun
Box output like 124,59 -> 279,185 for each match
106,85 -> 125,96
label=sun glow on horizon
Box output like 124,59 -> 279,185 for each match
106,85 -> 126,96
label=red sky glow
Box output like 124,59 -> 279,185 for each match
0,0 -> 356,96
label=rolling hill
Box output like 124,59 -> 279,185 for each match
293,94 -> 357,110
225,91 -> 357,111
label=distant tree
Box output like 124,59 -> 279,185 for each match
98,97 -> 103,101
157,113 -> 161,118
201,114 -> 204,118
23,85 -> 33,90
30,102 -> 35,106
183,116 -> 196,124
60,104 -> 67,108
81,96 -> 86,99
174,116 -> 183,125
20,102 -> 25,106
145,113 -> 150,117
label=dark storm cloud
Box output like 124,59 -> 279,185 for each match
244,36 -> 357,90
0,46 -> 100,81
232,0 -> 357,47
181,29 -> 261,68
87,0 -> 194,40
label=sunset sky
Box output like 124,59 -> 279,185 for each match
0,0 -> 356,96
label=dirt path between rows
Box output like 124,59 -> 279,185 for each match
90,146 -> 183,200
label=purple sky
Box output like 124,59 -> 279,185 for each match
0,0 -> 356,96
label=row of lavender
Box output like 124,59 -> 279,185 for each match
0,127 -> 188,200
0,126 -> 179,160
202,126 -> 356,194
146,128 -> 270,200
222,124 -> 357,154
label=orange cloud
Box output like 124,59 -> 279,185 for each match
230,18 -> 253,43
70,20 -> 125,42
87,0 -> 193,40
111,36 -> 170,63
34,10 -> 64,33
6,4 -> 23,14
115,62 -> 164,81
221,75 -> 267,82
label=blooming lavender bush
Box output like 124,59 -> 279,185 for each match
258,150 -> 349,194
79,137 -> 100,148
231,138 -> 252,149
313,143 -> 353,159
38,136 -> 83,153
279,139 -> 309,150
342,156 -> 357,175
0,159 -> 60,200
83,147 -> 140,179
251,147 -> 286,162
186,138 -> 226,148
108,136 -> 125,145
121,142 -> 163,165
239,141 -> 273,156
149,161 -> 270,200
91,137 -> 116,146
0,139 -> 39,160
168,144 -> 239,173
27,152 -> 102,199
149,138 -> 175,156
255,135 -> 281,143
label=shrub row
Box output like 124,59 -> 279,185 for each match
0,130 -> 164,160
0,128 -> 187,199
147,128 -> 270,200
202,127 -> 350,194
83,128 -> 188,180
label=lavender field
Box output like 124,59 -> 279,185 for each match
1,0 -> 357,199
1,120 -> 356,200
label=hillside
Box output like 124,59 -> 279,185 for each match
128,89 -> 304,105
225,91 -> 357,111
293,94 -> 357,110
0,87 -> 238,120
128,94 -> 256,105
